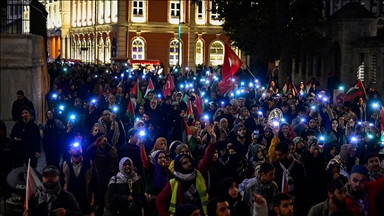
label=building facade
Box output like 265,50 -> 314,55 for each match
282,0 -> 384,92
52,0 -> 242,72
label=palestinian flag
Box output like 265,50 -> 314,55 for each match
131,80 -> 144,105
126,98 -> 136,119
182,118 -> 192,144
187,100 -> 195,120
144,78 -> 155,98
344,79 -> 366,101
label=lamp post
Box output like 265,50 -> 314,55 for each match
177,0 -> 181,67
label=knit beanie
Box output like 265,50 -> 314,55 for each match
351,165 -> 369,177
293,137 -> 303,147
174,154 -> 194,174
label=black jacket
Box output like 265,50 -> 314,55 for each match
10,120 -> 40,154
12,97 -> 35,122
29,188 -> 82,216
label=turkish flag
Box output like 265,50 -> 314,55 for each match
163,74 -> 175,97
218,43 -> 243,94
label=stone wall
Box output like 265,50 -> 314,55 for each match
0,34 -> 49,134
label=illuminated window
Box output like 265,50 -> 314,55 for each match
131,37 -> 145,60
169,39 -> 182,66
196,0 -> 205,24
169,0 -> 183,24
132,0 -> 146,22
210,0 -> 221,25
209,41 -> 224,66
195,39 -> 204,65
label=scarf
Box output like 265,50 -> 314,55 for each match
345,183 -> 369,216
35,184 -> 61,213
97,118 -> 120,147
174,170 -> 196,182
109,157 -> 139,185
368,168 -> 384,181
279,159 -> 295,203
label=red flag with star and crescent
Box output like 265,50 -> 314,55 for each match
163,74 -> 175,97
218,43 -> 243,94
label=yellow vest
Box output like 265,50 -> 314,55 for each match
168,170 -> 208,215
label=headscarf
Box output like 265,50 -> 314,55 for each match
219,177 -> 239,208
151,150 -> 169,189
109,157 -> 139,185
152,137 -> 168,153
134,120 -> 145,129
175,143 -> 189,155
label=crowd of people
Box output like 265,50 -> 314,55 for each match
1,61 -> 384,216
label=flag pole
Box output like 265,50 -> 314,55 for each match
244,65 -> 256,79
25,158 -> 31,210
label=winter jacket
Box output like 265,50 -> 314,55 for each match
28,188 -> 82,216
61,157 -> 101,214
345,174 -> 384,216
155,142 -> 216,216
106,176 -> 145,216
87,143 -> 119,187
268,137 -> 280,162
243,177 -> 278,212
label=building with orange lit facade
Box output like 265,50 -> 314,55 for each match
51,0 -> 244,72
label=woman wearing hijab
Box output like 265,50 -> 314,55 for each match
219,177 -> 250,216
107,157 -> 144,216
247,144 -> 266,169
139,146 -> 170,215
151,137 -> 168,153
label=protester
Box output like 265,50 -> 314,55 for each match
23,165 -> 82,216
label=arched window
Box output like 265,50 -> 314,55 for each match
98,37 -> 105,63
77,40 -> 82,60
209,41 -> 224,66
195,39 -> 204,65
105,38 -> 111,63
169,39 -> 182,66
131,37 -> 145,60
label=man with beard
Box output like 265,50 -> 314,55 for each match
308,179 -> 346,216
12,90 -> 35,122
345,165 -> 384,216
10,108 -> 40,168
214,104 -> 235,129
23,165 -> 82,216
364,153 -> 384,181
87,133 -> 118,216
272,193 -> 294,216
244,105 -> 264,133
272,142 -> 307,215
230,124 -> 249,155
156,125 -> 217,216
243,162 -> 278,213
62,142 -> 101,216
97,110 -> 123,148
